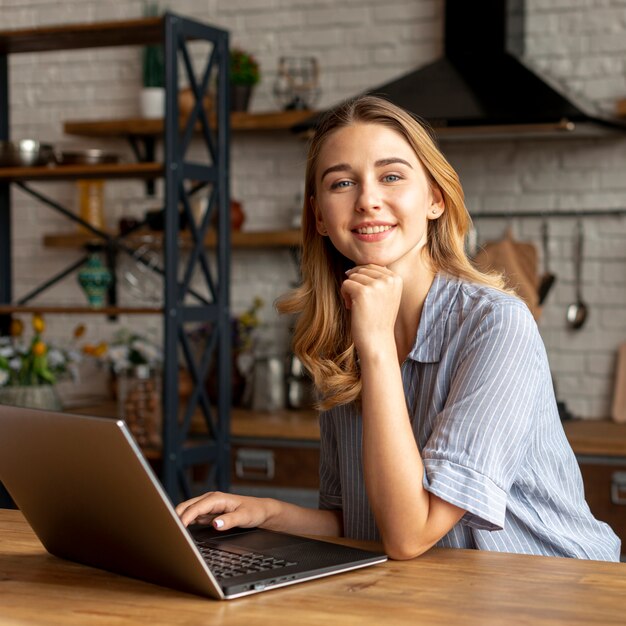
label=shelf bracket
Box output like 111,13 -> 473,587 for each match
127,134 -> 157,195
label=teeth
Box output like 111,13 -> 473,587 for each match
355,225 -> 393,234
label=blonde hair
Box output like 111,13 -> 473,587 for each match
277,95 -> 505,410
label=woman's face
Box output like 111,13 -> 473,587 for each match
312,122 -> 444,272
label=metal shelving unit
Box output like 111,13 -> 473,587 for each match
0,13 -> 231,504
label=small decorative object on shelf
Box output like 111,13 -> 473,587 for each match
211,198 -> 246,231
118,364 -> 162,447
0,315 -> 82,411
273,56 -> 320,110
285,352 -> 315,410
230,199 -> 246,231
76,179 -> 105,234
140,2 -> 165,118
77,244 -> 112,308
230,47 -> 260,112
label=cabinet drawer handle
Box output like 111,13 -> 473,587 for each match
611,471 -> 626,505
235,449 -> 275,481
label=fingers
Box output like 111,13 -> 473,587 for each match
176,491 -> 228,527
341,265 -> 402,304
176,491 -> 267,531
345,264 -> 395,280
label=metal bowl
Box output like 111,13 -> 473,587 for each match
0,140 -> 55,167
55,149 -> 120,165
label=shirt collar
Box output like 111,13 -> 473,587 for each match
407,272 -> 462,364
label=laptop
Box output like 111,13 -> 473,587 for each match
0,405 -> 387,600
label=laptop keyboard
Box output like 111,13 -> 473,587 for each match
196,542 -> 298,580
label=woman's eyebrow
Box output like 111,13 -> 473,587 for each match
375,157 -> 413,169
320,163 -> 351,181
321,157 -> 413,182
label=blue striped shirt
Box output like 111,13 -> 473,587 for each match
319,272 -> 621,561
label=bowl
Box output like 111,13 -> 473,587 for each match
55,149 -> 120,165
0,140 -> 55,167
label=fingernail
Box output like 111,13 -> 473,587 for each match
214,519 -> 224,529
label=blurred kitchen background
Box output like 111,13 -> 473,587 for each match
2,0 -> 626,421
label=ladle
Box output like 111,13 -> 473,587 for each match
566,220 -> 588,330
538,219 -> 556,305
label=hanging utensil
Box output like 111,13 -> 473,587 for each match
566,220 -> 588,330
538,219 -> 556,305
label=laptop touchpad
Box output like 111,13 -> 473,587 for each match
214,530 -> 309,551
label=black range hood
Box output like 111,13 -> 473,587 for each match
296,0 -> 626,139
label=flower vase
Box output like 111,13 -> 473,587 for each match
0,385 -> 62,411
117,365 -> 162,448
77,249 -> 112,308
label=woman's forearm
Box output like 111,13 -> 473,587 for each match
359,347 -> 433,557
265,499 -> 343,537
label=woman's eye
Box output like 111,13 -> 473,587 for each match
382,174 -> 400,183
330,180 -> 353,189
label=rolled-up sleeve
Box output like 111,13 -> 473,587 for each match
318,410 -> 343,511
422,300 -> 544,530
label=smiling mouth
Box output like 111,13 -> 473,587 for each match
353,225 -> 395,235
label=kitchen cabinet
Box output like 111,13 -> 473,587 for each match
562,419 -> 626,555
0,13 -> 231,503
229,407 -> 319,506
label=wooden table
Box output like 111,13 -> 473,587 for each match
1,510 -> 625,625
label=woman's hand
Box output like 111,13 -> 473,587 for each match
175,491 -> 275,531
341,264 -> 403,355
176,491 -> 344,537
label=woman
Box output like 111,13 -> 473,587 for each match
177,96 -> 620,561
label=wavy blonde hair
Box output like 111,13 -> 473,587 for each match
277,95 -> 505,410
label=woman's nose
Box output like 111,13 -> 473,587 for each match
355,181 -> 381,213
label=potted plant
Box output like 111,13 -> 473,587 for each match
140,2 -> 165,118
0,315 -> 82,411
230,47 -> 260,112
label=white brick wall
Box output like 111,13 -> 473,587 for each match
2,0 -> 626,418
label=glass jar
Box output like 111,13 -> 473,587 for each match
77,179 -> 105,233
117,364 -> 162,448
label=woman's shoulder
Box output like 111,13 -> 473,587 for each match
442,272 -> 532,319
437,273 -> 538,344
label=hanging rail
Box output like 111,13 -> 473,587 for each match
470,208 -> 626,219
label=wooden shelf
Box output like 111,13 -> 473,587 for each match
0,17 -> 163,54
230,110 -> 317,131
0,162 -> 163,182
43,228 -> 301,249
63,109 -> 317,137
0,305 -> 162,315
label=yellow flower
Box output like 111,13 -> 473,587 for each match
83,342 -> 107,357
32,314 -> 45,334
9,318 -> 23,337
32,341 -> 47,357
93,342 -> 108,357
